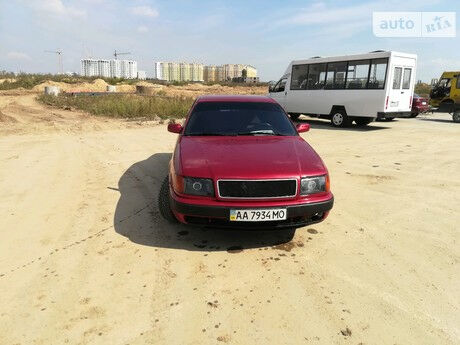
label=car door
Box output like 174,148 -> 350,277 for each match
453,75 -> 460,103
269,75 -> 288,110
389,66 -> 412,112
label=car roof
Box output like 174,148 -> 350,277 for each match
195,94 -> 277,103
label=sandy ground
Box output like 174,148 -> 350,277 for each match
0,93 -> 459,345
25,78 -> 268,98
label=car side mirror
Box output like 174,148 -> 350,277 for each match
296,123 -> 310,133
168,122 -> 183,134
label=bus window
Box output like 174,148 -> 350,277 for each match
402,68 -> 412,89
368,58 -> 388,89
325,62 -> 347,89
346,60 -> 370,89
291,64 -> 309,90
392,67 -> 402,89
306,63 -> 327,89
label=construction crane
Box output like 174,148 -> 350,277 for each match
113,50 -> 131,60
45,50 -> 63,74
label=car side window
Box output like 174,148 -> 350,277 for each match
392,67 -> 402,89
456,77 -> 460,89
402,68 -> 412,89
438,78 -> 450,88
274,78 -> 287,92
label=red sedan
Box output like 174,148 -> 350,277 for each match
411,93 -> 430,117
159,95 -> 333,233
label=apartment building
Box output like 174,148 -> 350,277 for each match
204,64 -> 257,82
203,65 -> 216,82
81,59 -> 138,79
80,59 -> 99,77
153,62 -> 204,82
190,63 -> 204,82
97,60 -> 111,78
153,61 -> 256,83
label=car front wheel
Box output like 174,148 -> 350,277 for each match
453,111 -> 460,123
331,110 -> 351,127
158,176 -> 178,223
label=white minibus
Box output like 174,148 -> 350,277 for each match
269,51 -> 417,127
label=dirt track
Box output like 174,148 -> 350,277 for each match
0,93 -> 459,345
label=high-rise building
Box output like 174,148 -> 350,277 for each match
153,62 -> 163,80
204,64 -> 257,82
203,65 -> 217,82
80,59 -> 99,77
81,59 -> 138,79
153,61 -> 256,83
216,66 -> 224,82
191,63 -> 204,82
153,61 -> 204,82
97,60 -> 111,78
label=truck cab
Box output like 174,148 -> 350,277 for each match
430,72 -> 460,110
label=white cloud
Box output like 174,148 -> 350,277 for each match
7,51 -> 31,60
286,2 -> 371,26
130,6 -> 159,18
25,0 -> 86,19
277,0 -> 443,28
137,25 -> 149,33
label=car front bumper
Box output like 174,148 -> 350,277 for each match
169,190 -> 334,229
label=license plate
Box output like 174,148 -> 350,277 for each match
229,208 -> 287,222
422,101 -> 427,105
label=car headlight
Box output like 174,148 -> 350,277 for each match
184,177 -> 214,196
300,176 -> 327,195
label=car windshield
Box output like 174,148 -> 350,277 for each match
414,93 -> 419,97
184,101 -> 297,136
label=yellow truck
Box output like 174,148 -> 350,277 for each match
430,71 -> 460,122
430,71 -> 460,106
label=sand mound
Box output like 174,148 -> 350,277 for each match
32,78 -> 109,93
27,79 -> 266,97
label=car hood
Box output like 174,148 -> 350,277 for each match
177,136 -> 327,179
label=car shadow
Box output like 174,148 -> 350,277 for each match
113,153 -> 297,252
295,117 -> 390,131
416,118 -> 456,124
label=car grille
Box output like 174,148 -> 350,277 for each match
217,179 -> 297,198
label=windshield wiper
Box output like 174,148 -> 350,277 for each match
237,130 -> 287,136
186,132 -> 236,136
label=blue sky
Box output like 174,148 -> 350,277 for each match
0,0 -> 458,81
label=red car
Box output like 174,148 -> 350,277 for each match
411,93 -> 430,117
158,95 -> 333,233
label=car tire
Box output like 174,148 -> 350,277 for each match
409,112 -> 419,118
331,110 -> 351,127
453,111 -> 460,123
354,117 -> 373,126
289,113 -> 300,121
158,176 -> 178,223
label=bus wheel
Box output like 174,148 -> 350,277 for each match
331,110 -> 351,127
289,113 -> 300,121
453,111 -> 460,123
354,117 -> 373,126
